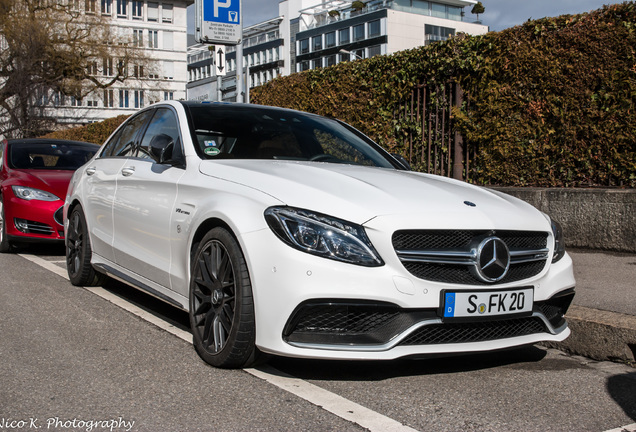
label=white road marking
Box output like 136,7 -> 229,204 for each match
248,365 -> 419,432
21,253 -> 420,432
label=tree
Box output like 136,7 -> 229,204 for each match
0,0 -> 151,138
471,1 -> 485,22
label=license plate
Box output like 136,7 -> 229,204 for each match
442,288 -> 534,319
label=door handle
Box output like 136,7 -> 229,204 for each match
121,167 -> 135,177
85,167 -> 96,176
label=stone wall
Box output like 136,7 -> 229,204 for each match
493,188 -> 636,253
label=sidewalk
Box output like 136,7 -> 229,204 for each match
551,249 -> 636,364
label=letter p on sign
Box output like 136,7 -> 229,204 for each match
214,0 -> 231,17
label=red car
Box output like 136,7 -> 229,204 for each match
0,138 -> 100,252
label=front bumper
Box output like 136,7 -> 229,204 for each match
4,195 -> 65,241
240,228 -> 576,360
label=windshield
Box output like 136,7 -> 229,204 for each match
186,104 -> 396,168
9,142 -> 98,170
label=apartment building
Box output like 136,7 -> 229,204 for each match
187,0 -> 488,102
48,0 -> 193,127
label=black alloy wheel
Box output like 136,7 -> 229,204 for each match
189,227 -> 259,368
66,206 -> 104,286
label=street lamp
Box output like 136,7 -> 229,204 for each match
339,49 -> 364,60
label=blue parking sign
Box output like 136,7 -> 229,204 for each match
204,0 -> 240,25
197,0 -> 242,44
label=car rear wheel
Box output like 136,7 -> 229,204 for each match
66,206 -> 104,286
189,227 -> 259,368
0,198 -> 15,253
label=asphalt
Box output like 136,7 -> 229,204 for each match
552,249 -> 636,364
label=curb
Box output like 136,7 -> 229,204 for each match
543,305 -> 636,364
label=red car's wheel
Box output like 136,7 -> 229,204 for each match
0,198 -> 15,253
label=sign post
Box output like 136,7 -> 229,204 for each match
195,0 -> 243,101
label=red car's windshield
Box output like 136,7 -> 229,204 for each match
9,142 -> 97,170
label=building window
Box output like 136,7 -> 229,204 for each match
87,61 -> 98,75
119,89 -> 129,108
325,31 -> 336,48
116,0 -> 127,17
299,39 -> 309,54
86,0 -> 97,13
103,57 -> 113,76
162,4 -> 173,23
312,35 -> 322,51
163,31 -> 173,50
101,0 -> 112,14
104,89 -> 114,107
368,20 -> 381,37
312,59 -> 321,69
133,29 -> 143,47
147,2 -> 158,21
164,91 -> 174,100
339,52 -> 350,62
148,30 -> 158,48
133,65 -> 144,78
163,61 -> 174,79
325,55 -> 336,67
368,45 -> 382,57
299,61 -> 309,72
431,3 -> 446,19
339,28 -> 350,44
131,0 -> 142,19
353,24 -> 365,41
134,90 -> 144,108
425,24 -> 454,44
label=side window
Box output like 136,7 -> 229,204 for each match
100,110 -> 153,157
139,108 -> 181,162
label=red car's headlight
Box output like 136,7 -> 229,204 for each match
11,186 -> 60,202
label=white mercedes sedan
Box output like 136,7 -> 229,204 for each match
65,101 -> 576,368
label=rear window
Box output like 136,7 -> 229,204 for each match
9,142 -> 98,170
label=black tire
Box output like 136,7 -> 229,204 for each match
189,227 -> 259,368
0,198 -> 14,253
66,206 -> 104,286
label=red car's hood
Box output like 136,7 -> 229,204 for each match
10,169 -> 73,200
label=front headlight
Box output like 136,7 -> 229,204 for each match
550,217 -> 566,263
264,206 -> 384,267
12,186 -> 60,202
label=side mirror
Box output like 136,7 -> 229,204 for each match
391,153 -> 412,171
149,133 -> 175,164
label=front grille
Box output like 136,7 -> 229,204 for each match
398,317 -> 547,346
14,218 -> 54,235
393,230 -> 549,285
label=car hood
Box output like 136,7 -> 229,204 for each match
199,160 -> 549,231
9,169 -> 73,200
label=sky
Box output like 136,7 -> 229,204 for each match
188,0 -> 627,33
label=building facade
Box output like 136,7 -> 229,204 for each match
47,0 -> 193,127
187,0 -> 488,102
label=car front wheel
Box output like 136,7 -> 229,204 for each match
189,227 -> 259,368
66,206 -> 104,286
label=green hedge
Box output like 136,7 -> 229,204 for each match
41,115 -> 129,145
252,3 -> 636,187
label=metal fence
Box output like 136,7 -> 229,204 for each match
395,82 -> 474,182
